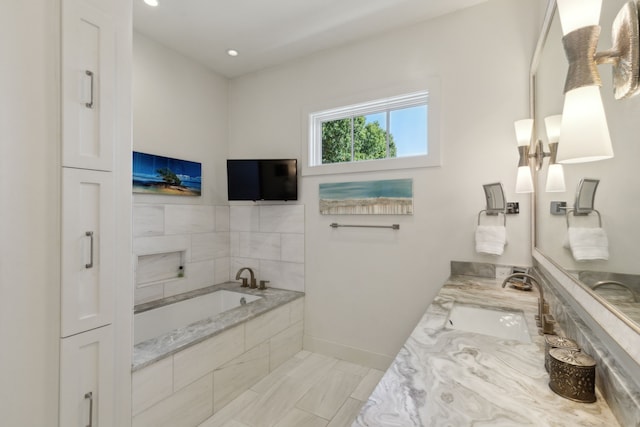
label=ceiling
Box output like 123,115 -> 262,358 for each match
133,0 -> 488,78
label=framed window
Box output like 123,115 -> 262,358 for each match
303,86 -> 440,176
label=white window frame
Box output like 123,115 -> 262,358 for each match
302,79 -> 441,176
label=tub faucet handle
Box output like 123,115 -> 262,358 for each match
240,278 -> 248,287
259,280 -> 269,290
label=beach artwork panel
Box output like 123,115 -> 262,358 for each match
133,152 -> 202,196
319,179 -> 413,215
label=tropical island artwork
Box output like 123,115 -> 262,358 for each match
133,152 -> 202,196
319,179 -> 413,215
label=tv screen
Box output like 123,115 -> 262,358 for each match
227,159 -> 298,201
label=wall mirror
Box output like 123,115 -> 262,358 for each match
533,0 -> 640,349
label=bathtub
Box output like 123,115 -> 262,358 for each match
134,290 -> 262,345
131,284 -> 304,424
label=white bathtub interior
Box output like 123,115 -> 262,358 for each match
134,290 -> 262,344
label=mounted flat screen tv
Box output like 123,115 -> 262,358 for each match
227,159 -> 298,201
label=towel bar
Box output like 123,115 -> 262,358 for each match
565,209 -> 602,228
329,223 -> 400,230
477,210 -> 506,226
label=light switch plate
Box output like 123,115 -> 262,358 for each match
506,202 -> 519,214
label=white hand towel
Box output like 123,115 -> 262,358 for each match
567,227 -> 609,261
475,225 -> 507,256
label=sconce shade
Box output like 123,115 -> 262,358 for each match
557,86 -> 613,163
556,0 -> 602,35
516,166 -> 534,193
514,119 -> 534,146
544,115 -> 562,143
545,164 -> 567,192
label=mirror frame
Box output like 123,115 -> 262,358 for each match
531,0 -> 640,364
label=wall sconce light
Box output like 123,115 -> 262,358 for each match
543,115 -> 566,192
555,0 -> 640,163
514,119 -> 534,193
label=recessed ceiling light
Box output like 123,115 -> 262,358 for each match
144,0 -> 159,7
226,49 -> 239,57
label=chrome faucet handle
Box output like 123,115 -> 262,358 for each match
259,280 -> 269,290
240,278 -> 249,287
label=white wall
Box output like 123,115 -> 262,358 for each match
133,32 -> 229,205
0,1 -> 61,424
227,0 -> 540,368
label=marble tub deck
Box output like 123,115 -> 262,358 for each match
132,282 -> 304,371
353,275 -> 619,426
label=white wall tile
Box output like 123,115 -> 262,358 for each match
133,205 -> 165,237
213,341 -> 269,412
134,283 -> 165,306
270,321 -> 303,371
260,260 -> 304,292
132,373 -> 213,427
281,233 -> 304,263
245,304 -> 291,349
137,251 -> 182,286
132,356 -> 173,416
191,232 -> 216,261
260,205 -> 304,233
235,232 -> 280,260
215,205 -> 230,231
164,259 -> 215,297
230,206 -> 259,232
290,298 -> 304,324
173,325 -> 245,391
165,205 -> 215,235
134,235 -> 191,257
215,257 -> 230,284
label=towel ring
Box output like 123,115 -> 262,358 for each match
565,208 -> 602,228
478,210 -> 506,226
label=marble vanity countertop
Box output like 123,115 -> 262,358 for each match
132,282 -> 303,372
353,275 -> 620,426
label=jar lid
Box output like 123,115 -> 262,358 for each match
549,348 -> 596,367
544,335 -> 579,349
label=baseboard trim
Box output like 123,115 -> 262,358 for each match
303,334 -> 393,371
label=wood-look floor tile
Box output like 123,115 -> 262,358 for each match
296,369 -> 362,420
272,408 -> 328,427
350,369 -> 385,401
327,398 -> 364,427
198,390 -> 258,427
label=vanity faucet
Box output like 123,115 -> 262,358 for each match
235,267 -> 256,289
502,273 -> 554,335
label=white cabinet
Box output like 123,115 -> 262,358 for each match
59,0 -> 125,425
61,0 -> 115,171
59,325 -> 114,427
61,168 -> 115,337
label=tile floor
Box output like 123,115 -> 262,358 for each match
198,350 -> 385,427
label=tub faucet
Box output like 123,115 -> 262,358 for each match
501,273 -> 554,335
235,267 -> 256,288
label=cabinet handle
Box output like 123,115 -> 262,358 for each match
85,231 -> 94,269
85,70 -> 94,109
84,391 -> 93,427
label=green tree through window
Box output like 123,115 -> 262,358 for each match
321,116 -> 396,164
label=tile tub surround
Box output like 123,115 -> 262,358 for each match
133,281 -> 303,371
354,276 -> 619,426
132,284 -> 304,427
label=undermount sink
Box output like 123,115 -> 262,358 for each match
446,303 -> 532,343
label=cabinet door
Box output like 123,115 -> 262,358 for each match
60,325 -> 114,427
61,168 -> 114,337
62,0 -> 115,171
